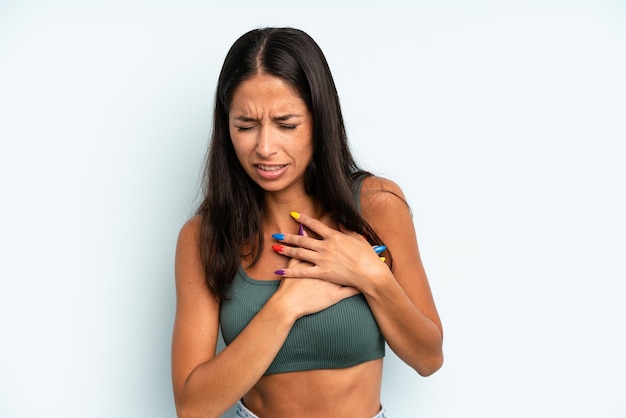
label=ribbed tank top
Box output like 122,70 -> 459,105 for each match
219,175 -> 385,375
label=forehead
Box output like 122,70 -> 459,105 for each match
229,74 -> 308,115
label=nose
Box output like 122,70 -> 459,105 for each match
255,126 -> 277,157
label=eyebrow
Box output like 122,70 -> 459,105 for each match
274,114 -> 302,121
233,114 -> 303,122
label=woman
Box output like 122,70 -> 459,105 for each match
172,27 -> 443,418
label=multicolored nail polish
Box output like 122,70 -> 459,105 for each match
272,233 -> 285,240
290,211 -> 300,220
379,257 -> 386,262
298,224 -> 304,236
274,269 -> 286,275
373,245 -> 387,254
271,244 -> 284,253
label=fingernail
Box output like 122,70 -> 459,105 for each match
290,211 -> 300,220
373,245 -> 386,254
272,233 -> 285,240
274,269 -> 285,275
298,224 -> 304,235
379,257 -> 386,262
272,244 -> 284,252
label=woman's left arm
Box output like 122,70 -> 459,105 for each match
273,177 -> 443,376
356,177 -> 443,376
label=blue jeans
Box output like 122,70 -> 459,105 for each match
235,400 -> 386,417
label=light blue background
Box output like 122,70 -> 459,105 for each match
1,1 -> 625,417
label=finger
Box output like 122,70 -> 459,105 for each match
274,263 -> 320,278
272,230 -> 321,252
290,211 -> 334,239
373,245 -> 387,254
271,233 -> 315,249
272,244 -> 319,263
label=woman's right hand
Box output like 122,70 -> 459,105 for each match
275,257 -> 360,319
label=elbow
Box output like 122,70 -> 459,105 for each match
176,407 -> 220,418
416,325 -> 444,377
174,400 -> 197,418
415,350 -> 444,377
175,398 -> 222,418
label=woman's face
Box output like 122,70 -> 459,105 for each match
229,74 -> 314,194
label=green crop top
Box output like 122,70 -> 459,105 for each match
219,175 -> 385,375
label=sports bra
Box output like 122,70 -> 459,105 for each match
219,175 -> 385,375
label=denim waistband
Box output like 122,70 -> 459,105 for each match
235,400 -> 386,417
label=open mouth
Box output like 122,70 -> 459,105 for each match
254,164 -> 289,180
256,164 -> 286,171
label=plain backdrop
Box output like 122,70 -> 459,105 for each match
1,1 -> 625,417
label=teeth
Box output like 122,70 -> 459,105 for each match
258,165 -> 284,171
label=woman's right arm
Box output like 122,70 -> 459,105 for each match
171,217 -> 292,417
171,217 -> 358,418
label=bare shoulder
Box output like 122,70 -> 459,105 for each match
175,215 -> 208,290
178,215 -> 202,248
359,176 -> 410,217
176,215 -> 202,262
358,176 -> 417,264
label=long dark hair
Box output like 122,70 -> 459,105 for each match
197,27 -> 388,300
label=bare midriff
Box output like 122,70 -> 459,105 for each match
242,359 -> 383,417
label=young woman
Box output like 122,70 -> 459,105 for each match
172,27 -> 443,418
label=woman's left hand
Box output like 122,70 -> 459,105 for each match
272,212 -> 389,289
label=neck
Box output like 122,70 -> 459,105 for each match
262,191 -> 325,233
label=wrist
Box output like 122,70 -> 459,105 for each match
264,289 -> 300,325
359,264 -> 395,300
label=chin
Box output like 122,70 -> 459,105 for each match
257,179 -> 301,194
